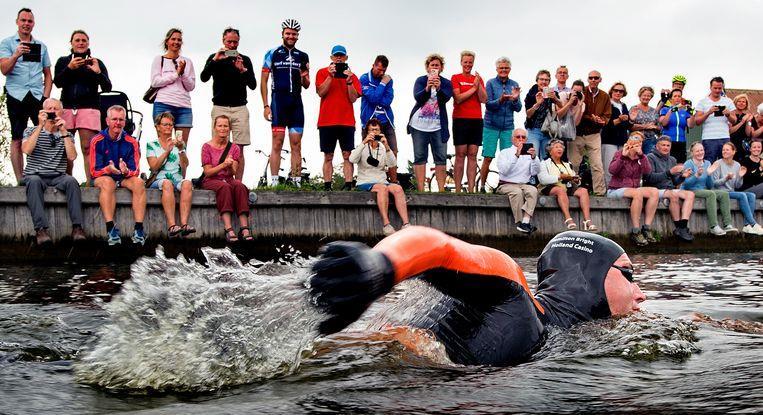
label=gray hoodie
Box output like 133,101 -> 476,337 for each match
711,159 -> 744,191
644,148 -> 683,190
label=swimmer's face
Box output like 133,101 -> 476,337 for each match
604,253 -> 646,316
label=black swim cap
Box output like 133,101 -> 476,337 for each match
534,231 -> 625,328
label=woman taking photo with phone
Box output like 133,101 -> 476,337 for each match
607,132 -> 661,246
538,139 -> 598,232
201,115 -> 251,243
151,28 -> 195,146
658,88 -> 694,163
53,29 -> 111,182
146,112 -> 195,238
350,119 -> 410,236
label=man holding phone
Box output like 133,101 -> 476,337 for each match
694,76 -> 735,163
201,27 -> 257,180
495,129 -> 541,234
21,98 -> 84,245
0,8 -> 52,184
316,45 -> 362,191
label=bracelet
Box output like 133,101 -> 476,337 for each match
179,149 -> 186,154
264,105 -> 270,108
60,133 -> 72,138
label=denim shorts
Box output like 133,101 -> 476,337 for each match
606,188 -> 627,198
150,177 -> 189,191
411,128 -> 446,165
153,101 -> 193,127
356,182 -> 388,191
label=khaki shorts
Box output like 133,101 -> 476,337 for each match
211,105 -> 251,145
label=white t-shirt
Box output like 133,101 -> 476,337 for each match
409,89 -> 441,132
696,95 -> 734,140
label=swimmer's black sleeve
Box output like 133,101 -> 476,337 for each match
309,241 -> 395,335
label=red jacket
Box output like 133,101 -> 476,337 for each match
608,151 -> 651,189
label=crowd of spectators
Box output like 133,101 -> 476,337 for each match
3,9 -> 763,245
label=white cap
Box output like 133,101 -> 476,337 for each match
757,102 -> 763,115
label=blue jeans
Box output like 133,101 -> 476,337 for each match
728,191 -> 757,225
702,138 -> 729,163
411,128 -> 446,165
527,128 -> 550,160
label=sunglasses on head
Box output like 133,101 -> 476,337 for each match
612,264 -> 634,282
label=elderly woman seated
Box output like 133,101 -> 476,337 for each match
349,119 -> 410,236
538,139 -> 598,232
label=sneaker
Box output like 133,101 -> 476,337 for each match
35,228 -> 52,245
131,228 -> 146,246
742,224 -> 756,235
709,225 -> 726,236
723,224 -> 739,233
341,182 -> 352,191
401,223 -> 411,230
382,224 -> 395,236
516,222 -> 530,233
642,227 -> 658,243
107,227 -> 122,245
673,227 -> 694,242
630,231 -> 648,246
71,227 -> 86,242
752,223 -> 763,235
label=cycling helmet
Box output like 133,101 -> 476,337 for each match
672,74 -> 687,85
281,19 -> 301,32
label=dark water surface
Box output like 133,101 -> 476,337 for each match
0,250 -> 761,414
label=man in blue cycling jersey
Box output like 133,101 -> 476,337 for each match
260,19 -> 310,187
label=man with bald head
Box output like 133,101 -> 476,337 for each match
495,128 -> 541,233
21,98 -> 84,245
569,70 -> 611,195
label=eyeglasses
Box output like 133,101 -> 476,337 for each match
588,76 -> 601,80
515,135 -> 527,138
612,264 -> 634,282
612,89 -> 625,93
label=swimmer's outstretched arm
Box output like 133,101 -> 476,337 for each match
309,226 -> 542,335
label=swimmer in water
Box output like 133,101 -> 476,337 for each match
309,227 -> 646,366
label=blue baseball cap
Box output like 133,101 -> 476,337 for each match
331,45 -> 347,56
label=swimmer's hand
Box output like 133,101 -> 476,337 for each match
309,241 -> 395,335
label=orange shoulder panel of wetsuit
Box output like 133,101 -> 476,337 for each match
374,226 -> 544,314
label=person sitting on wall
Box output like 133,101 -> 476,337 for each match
89,105 -> 146,246
642,135 -> 695,242
21,98 -> 85,245
349,118 -> 410,236
495,128 -> 541,234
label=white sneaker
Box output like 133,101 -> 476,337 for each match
401,223 -> 411,230
710,225 -> 727,236
383,224 -> 396,236
752,223 -> 763,235
723,224 -> 739,233
742,224 -> 756,234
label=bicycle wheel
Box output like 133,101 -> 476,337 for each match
428,171 -> 457,192
483,169 -> 501,193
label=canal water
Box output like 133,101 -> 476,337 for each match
0,248 -> 761,414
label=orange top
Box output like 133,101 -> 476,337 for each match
374,226 -> 544,314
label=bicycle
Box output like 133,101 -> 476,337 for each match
426,154 -> 499,193
256,149 -> 310,188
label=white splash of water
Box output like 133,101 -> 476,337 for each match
74,247 -> 324,392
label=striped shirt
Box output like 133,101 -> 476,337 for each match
22,126 -> 68,176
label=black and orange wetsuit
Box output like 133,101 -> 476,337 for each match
310,227 -> 625,366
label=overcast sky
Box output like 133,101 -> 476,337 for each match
3,0 -> 762,185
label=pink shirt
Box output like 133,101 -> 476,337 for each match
201,141 -> 240,181
151,55 -> 195,108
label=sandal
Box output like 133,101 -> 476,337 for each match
582,220 -> 599,233
180,223 -> 196,236
225,227 -> 239,243
564,218 -> 577,230
168,225 -> 183,238
238,226 -> 254,241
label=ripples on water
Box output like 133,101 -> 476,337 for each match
0,250 -> 761,413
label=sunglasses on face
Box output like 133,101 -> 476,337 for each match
612,89 -> 625,93
589,76 -> 601,80
515,135 -> 527,139
612,264 -> 634,282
